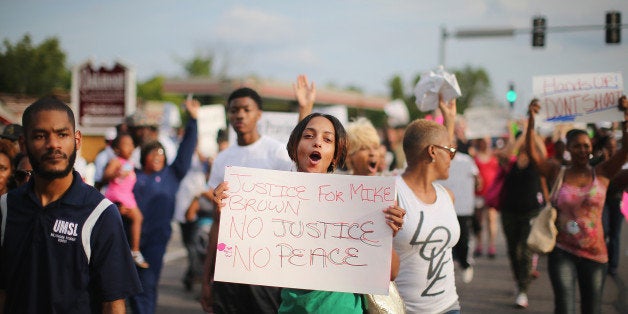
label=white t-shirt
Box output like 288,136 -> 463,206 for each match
174,153 -> 209,223
207,136 -> 293,188
437,152 -> 479,216
393,176 -> 460,314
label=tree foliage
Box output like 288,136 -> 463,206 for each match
137,75 -> 164,100
184,54 -> 213,78
453,65 -> 492,113
0,34 -> 70,95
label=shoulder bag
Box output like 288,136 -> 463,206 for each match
526,167 -> 565,254
366,281 -> 406,314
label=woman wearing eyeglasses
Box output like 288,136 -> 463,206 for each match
393,97 -> 462,314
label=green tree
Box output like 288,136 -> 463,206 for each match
0,34 -> 70,95
453,65 -> 492,113
389,75 -> 405,100
137,75 -> 164,100
184,54 -> 213,77
137,75 -> 185,105
387,74 -> 424,122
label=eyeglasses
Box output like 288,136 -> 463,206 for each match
432,144 -> 457,160
14,169 -> 33,182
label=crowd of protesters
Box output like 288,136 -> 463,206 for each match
0,75 -> 626,314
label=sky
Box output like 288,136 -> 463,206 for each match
1,0 -> 627,115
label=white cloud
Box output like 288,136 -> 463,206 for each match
211,5 -> 295,44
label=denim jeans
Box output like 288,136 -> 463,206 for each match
548,247 -> 607,314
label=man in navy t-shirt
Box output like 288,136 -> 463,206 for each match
0,97 -> 142,313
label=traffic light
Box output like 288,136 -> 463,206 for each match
532,16 -> 546,47
507,83 -> 517,108
606,11 -> 621,44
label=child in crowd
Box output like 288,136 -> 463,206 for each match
104,132 -> 149,268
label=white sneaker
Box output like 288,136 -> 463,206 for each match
515,292 -> 528,308
462,267 -> 474,283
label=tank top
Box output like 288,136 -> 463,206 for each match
474,155 -> 499,196
502,162 -> 544,212
554,172 -> 608,263
393,177 -> 460,313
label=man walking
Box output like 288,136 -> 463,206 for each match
0,97 -> 142,313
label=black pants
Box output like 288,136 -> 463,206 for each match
453,215 -> 473,269
180,221 -> 202,285
501,208 -> 540,293
602,194 -> 623,273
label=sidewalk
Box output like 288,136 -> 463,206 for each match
456,219 -> 628,314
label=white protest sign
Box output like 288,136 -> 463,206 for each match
463,106 -> 511,139
533,72 -> 624,123
198,104 -> 226,158
214,166 -> 395,295
228,106 -> 349,146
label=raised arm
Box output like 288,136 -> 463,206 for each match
293,74 -> 316,121
525,100 -> 556,179
596,99 -> 628,179
438,96 -> 457,145
171,99 -> 200,179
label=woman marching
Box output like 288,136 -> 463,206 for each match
525,99 -> 628,314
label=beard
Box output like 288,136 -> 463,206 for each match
27,145 -> 77,181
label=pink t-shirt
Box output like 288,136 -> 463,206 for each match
105,156 -> 138,209
554,175 -> 607,263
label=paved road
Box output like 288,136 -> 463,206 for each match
156,219 -> 628,313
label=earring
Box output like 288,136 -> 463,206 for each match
589,154 -> 593,160
431,158 -> 436,163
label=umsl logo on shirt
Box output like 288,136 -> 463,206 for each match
50,219 -> 79,243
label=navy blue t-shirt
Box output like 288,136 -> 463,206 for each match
0,171 -> 142,313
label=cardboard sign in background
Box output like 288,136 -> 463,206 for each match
533,72 -> 624,123
214,166 -> 396,295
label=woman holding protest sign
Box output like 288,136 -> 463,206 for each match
526,98 -> 628,314
392,96 -> 462,314
212,112 -> 405,313
282,113 -> 405,313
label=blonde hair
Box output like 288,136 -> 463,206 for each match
403,119 -> 446,165
345,117 -> 380,156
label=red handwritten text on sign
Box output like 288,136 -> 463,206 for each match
214,166 -> 395,295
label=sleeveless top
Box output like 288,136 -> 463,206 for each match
393,177 -> 460,313
554,172 -> 608,263
474,155 -> 499,196
501,162 -> 545,212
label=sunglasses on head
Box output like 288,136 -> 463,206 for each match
14,169 -> 33,182
432,144 -> 457,160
